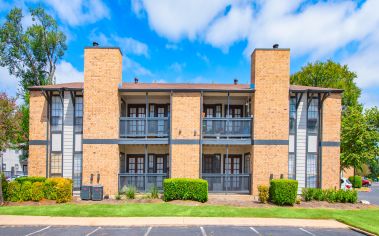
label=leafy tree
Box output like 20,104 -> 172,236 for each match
0,7 -> 67,154
0,93 -> 23,204
340,106 -> 379,177
291,60 -> 361,108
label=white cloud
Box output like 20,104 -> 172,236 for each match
196,52 -> 210,64
123,56 -> 152,77
169,62 -> 186,73
205,5 -> 252,52
165,43 -> 182,51
135,0 -> 231,40
43,0 -> 110,26
112,36 -> 149,57
55,61 -> 84,83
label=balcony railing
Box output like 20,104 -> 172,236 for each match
120,117 -> 169,138
118,173 -> 168,192
202,118 -> 251,138
202,173 -> 251,193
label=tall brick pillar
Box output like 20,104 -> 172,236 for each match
29,91 -> 48,177
321,93 -> 342,189
170,93 -> 201,178
251,49 -> 290,195
82,47 -> 122,195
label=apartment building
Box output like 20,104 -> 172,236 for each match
28,45 -> 342,196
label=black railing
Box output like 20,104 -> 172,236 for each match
119,117 -> 169,138
202,118 -> 251,138
118,173 -> 168,192
202,173 -> 251,193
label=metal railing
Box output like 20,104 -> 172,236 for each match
202,173 -> 251,193
118,173 -> 168,192
202,118 -> 251,138
119,117 -> 169,138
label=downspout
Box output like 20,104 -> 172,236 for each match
199,91 -> 203,178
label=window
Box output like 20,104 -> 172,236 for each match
307,98 -> 319,134
244,153 -> 250,174
306,153 -> 317,188
73,153 -> 82,189
288,153 -> 296,180
203,154 -> 221,173
75,97 -> 83,133
51,96 -> 62,132
289,97 -> 296,134
50,153 -> 62,176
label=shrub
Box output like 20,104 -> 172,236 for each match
54,178 -> 72,203
150,186 -> 159,199
346,190 -> 358,203
20,181 -> 33,201
163,178 -> 208,203
31,182 -> 44,201
15,176 -> 46,185
349,176 -> 362,188
120,186 -> 128,194
126,186 -> 136,199
269,179 -> 298,206
115,193 -> 121,200
43,179 -> 57,200
257,185 -> 269,203
302,188 -> 315,201
296,196 -> 301,204
313,188 -> 324,201
7,181 -> 22,202
1,173 -> 8,200
323,189 -> 337,203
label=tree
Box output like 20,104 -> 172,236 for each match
0,93 -> 23,204
0,7 -> 67,154
291,60 -> 361,108
364,107 -> 379,178
340,106 -> 379,177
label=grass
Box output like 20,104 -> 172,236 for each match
0,203 -> 378,234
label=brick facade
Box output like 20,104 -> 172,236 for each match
82,48 -> 122,195
28,91 -> 47,177
321,93 -> 342,189
250,49 -> 290,194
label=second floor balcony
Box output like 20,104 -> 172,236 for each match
202,117 -> 251,139
120,117 -> 169,138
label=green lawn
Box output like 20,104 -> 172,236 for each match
0,203 -> 378,235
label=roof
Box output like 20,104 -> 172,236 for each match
29,82 -> 343,93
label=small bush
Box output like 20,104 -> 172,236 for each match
346,190 -> 358,203
20,181 -> 33,201
257,185 -> 269,203
302,188 -> 315,201
115,193 -> 122,200
296,196 -> 301,204
1,173 -> 8,200
7,181 -> 22,202
31,182 -> 44,201
269,179 -> 298,206
43,179 -> 57,200
349,176 -> 362,188
323,189 -> 337,203
163,178 -> 208,203
126,186 -> 136,199
313,188 -> 324,201
15,176 -> 46,185
150,186 -> 159,199
54,178 -> 72,203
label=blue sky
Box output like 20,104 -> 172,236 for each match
1,0 -> 379,107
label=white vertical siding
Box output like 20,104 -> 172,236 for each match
296,95 -> 307,193
63,92 -> 74,178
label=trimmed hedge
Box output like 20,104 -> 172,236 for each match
5,177 -> 72,203
15,176 -> 47,184
163,178 -> 208,203
1,173 -> 8,200
349,176 -> 362,188
269,179 -> 298,206
302,188 -> 358,203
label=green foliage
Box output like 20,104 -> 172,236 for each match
54,178 -> 72,203
1,173 -> 9,201
7,181 -> 22,202
15,176 -> 46,184
163,178 -> 208,203
31,182 -> 44,201
290,60 -> 361,107
349,176 -> 363,188
125,186 -> 136,199
302,188 -> 357,203
313,188 -> 324,201
257,185 -> 269,203
269,179 -> 298,206
20,181 -> 33,201
43,179 -> 57,200
115,193 -> 121,200
150,186 -> 159,199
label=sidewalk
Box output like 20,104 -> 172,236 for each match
0,215 -> 348,228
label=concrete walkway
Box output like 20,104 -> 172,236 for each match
0,216 -> 348,228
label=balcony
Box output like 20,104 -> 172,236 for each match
202,173 -> 251,193
119,117 -> 169,138
118,173 -> 168,192
202,118 -> 251,139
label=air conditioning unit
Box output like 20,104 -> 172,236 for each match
91,185 -> 103,201
80,185 -> 92,200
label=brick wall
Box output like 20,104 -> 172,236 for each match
82,48 -> 122,195
321,93 -> 342,189
28,91 -> 47,177
251,49 -> 290,195
171,93 -> 201,178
